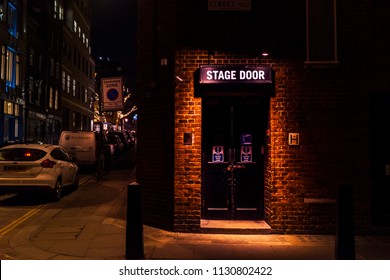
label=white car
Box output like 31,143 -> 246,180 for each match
0,143 -> 79,200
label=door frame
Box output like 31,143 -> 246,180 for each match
201,96 -> 269,220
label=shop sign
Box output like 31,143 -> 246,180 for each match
199,65 -> 272,85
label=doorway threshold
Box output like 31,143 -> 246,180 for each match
200,219 -> 271,234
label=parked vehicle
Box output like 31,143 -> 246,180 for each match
123,130 -> 135,147
106,132 -> 123,160
58,131 -> 107,176
0,143 -> 79,200
107,131 -> 132,151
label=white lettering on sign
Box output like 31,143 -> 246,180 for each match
206,70 -> 237,80
239,70 -> 265,80
206,70 -> 266,81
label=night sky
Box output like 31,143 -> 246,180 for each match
91,0 -> 137,88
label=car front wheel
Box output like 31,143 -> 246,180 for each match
52,179 -> 62,201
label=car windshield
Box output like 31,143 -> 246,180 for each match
0,148 -> 47,161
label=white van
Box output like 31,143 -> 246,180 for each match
59,131 -> 105,169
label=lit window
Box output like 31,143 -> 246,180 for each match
73,79 -> 76,96
15,119 -> 18,138
6,47 -> 15,88
54,0 -> 58,19
59,5 -> 64,20
4,101 -> 14,115
14,104 -> 19,116
49,87 -> 54,108
54,1 -> 64,20
73,20 -> 77,32
62,71 -> 66,90
66,74 -> 70,93
1,45 -> 5,80
55,90 -> 59,110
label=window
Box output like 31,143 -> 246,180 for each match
84,88 -> 88,103
49,87 -> 54,108
15,54 -> 20,86
54,0 -> 64,20
6,47 -> 15,88
56,62 -> 60,79
306,0 -> 338,64
55,90 -> 59,110
29,47 -> 34,66
66,74 -> 70,93
54,0 -> 58,18
1,45 -> 5,80
4,101 -> 14,115
72,79 -> 76,96
0,148 -> 46,161
50,58 -> 55,76
15,119 -> 18,138
39,54 -> 43,71
14,104 -> 19,116
62,71 -> 66,90
59,5 -> 64,20
7,2 -> 17,37
37,81 -> 43,106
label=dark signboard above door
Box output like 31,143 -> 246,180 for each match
199,65 -> 273,85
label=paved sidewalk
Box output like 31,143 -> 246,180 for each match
1,162 -> 390,260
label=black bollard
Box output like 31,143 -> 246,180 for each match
126,182 -> 144,259
335,184 -> 355,259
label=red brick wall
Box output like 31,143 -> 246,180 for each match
172,49 -> 373,233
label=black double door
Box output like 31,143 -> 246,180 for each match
202,97 -> 267,220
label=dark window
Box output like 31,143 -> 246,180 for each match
0,148 -> 46,161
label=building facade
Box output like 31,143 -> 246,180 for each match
0,0 -> 26,145
25,0 -> 63,144
136,0 -> 390,233
0,0 -> 95,146
61,0 -> 94,132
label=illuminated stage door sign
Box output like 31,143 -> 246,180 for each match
101,76 -> 124,111
199,65 -> 273,85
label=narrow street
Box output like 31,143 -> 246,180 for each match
0,146 -> 136,259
